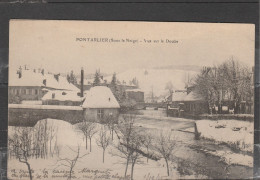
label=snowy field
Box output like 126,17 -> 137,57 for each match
195,119 -> 253,167
8,118 -> 196,180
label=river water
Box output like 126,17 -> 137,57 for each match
130,109 -> 253,179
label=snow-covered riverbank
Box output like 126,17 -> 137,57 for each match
195,119 -> 253,167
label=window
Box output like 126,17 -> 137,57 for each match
97,109 -> 104,119
29,89 -> 32,95
22,89 -> 26,94
26,89 -> 29,95
35,89 -> 38,95
16,89 -> 19,95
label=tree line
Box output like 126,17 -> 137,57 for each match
193,58 -> 253,114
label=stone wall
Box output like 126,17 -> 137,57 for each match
9,107 -> 84,127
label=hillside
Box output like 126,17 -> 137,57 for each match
105,68 -> 200,98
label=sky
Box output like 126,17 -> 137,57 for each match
9,20 -> 255,75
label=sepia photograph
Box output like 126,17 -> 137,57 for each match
8,20 -> 255,179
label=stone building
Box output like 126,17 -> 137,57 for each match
42,90 -> 82,106
125,89 -> 144,103
8,67 -> 79,104
82,86 -> 120,123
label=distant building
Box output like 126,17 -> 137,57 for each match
82,86 -> 120,123
167,90 -> 207,117
76,74 -> 138,92
9,67 -> 79,104
125,89 -> 144,103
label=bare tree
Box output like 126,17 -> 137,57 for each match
220,59 -> 252,113
96,127 -> 111,163
48,120 -> 57,157
53,135 -> 60,157
33,119 -> 50,159
116,114 -> 136,177
87,123 -> 97,152
112,114 -> 145,180
143,133 -> 153,163
105,114 -> 117,140
154,131 -> 177,177
8,127 -> 34,180
56,145 -> 88,180
128,134 -> 144,180
112,136 -> 144,180
193,58 -> 253,114
77,121 -> 92,150
112,143 -> 131,178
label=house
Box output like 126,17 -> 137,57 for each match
125,89 -> 144,103
166,90 -> 207,117
182,91 -> 208,116
82,86 -> 120,123
42,90 -> 82,106
8,67 -> 79,104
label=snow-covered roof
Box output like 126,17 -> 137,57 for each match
9,69 -> 79,91
42,90 -> 82,102
125,88 -> 143,92
170,91 -> 204,102
184,91 -> 204,101
9,69 -> 44,87
171,91 -> 187,102
82,86 -> 120,109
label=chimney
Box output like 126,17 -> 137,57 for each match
80,67 -> 84,97
43,79 -> 46,86
54,74 -> 60,82
17,66 -> 22,78
18,71 -> 22,78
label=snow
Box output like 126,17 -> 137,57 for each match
196,120 -> 253,152
42,90 -> 82,102
207,150 -> 253,167
170,91 -> 187,102
184,91 -> 203,101
90,68 -> 199,97
9,69 -> 44,87
9,69 -> 79,91
7,119 -> 183,180
9,104 -> 83,110
169,91 -> 203,102
35,119 -> 82,148
8,117 -> 253,179
82,86 -> 120,109
125,88 -> 143,92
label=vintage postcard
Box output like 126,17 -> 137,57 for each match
8,20 -> 255,179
